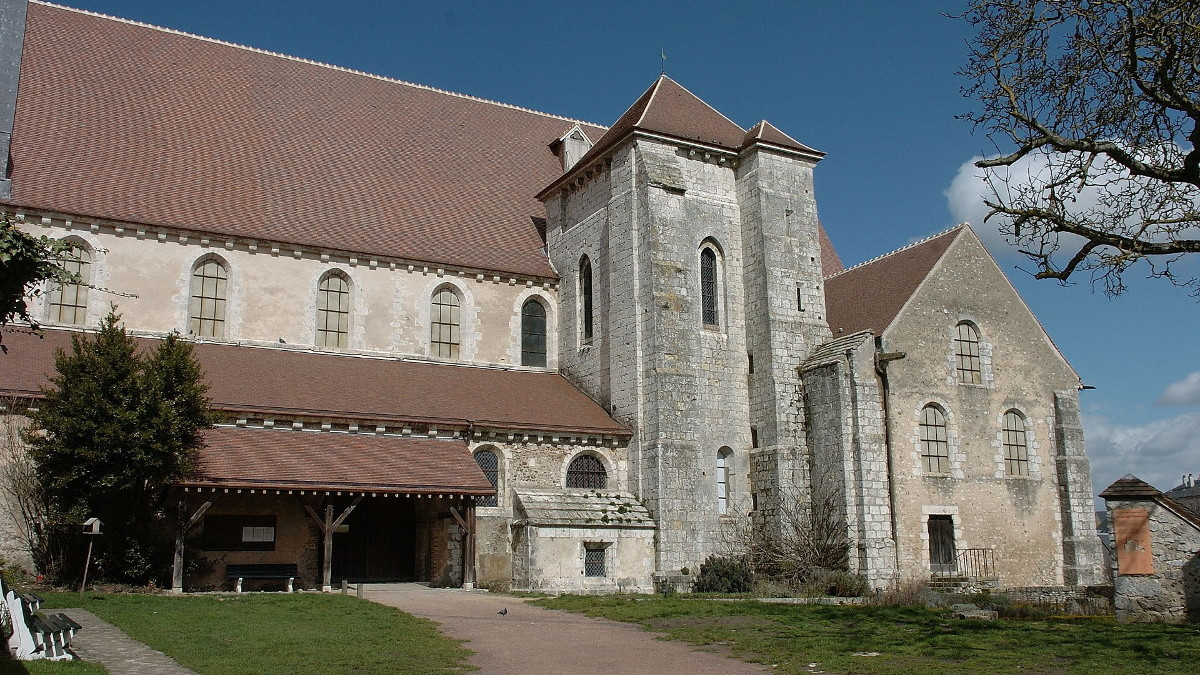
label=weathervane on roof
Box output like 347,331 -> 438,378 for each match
660,48 -> 667,75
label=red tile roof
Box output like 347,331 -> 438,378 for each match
0,328 -> 628,436
743,120 -> 823,156
824,227 -> 962,336
819,224 -> 844,278
183,426 -> 493,495
6,3 -> 608,279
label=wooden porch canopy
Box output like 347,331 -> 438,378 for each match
172,426 -> 491,592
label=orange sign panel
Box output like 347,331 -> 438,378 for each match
1113,508 -> 1154,575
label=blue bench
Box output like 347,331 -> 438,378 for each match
226,563 -> 298,592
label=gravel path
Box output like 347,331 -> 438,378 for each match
58,608 -> 198,675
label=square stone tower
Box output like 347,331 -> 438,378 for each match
539,77 -> 830,574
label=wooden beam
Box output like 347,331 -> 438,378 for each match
171,498 -> 214,594
307,497 -> 363,592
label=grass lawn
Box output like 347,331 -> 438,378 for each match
533,594 -> 1200,675
38,592 -> 473,674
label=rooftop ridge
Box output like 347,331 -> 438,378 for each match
37,1 -> 606,131
825,224 -> 965,280
660,75 -> 746,134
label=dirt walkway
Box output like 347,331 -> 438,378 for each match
364,584 -> 768,675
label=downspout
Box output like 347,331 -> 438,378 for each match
843,348 -> 867,576
874,337 -> 905,581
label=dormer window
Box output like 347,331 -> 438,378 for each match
553,125 -> 593,172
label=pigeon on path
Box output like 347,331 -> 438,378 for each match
497,608 -> 508,616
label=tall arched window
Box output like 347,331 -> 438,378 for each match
189,257 -> 228,338
47,243 -> 91,324
474,449 -> 499,507
430,287 -> 461,358
920,405 -> 950,474
717,447 -> 732,514
316,271 -> 350,348
521,298 -> 547,367
955,322 -> 982,384
700,246 -> 719,327
1003,410 -> 1030,476
579,255 -> 593,342
566,454 -> 606,489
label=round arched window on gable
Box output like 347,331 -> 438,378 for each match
919,405 -> 950,474
189,256 -> 229,338
566,454 -> 606,489
521,297 -> 548,367
1002,410 -> 1030,476
430,286 -> 461,358
474,449 -> 499,507
316,271 -> 351,348
955,322 -> 982,384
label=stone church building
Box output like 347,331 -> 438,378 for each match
0,1 -> 1102,593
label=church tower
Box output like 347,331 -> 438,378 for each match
539,77 -> 830,575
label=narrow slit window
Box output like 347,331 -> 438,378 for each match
701,247 -> 719,326
579,256 -> 593,342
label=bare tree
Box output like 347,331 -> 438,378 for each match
959,0 -> 1200,295
0,399 -> 55,576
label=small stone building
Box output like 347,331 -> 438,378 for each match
1100,475 -> 1200,623
0,1 -> 1103,594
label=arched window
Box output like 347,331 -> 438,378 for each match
566,454 -> 606,489
920,405 -> 949,474
955,322 -> 982,384
474,449 -> 499,507
1003,410 -> 1030,476
717,447 -> 732,515
700,246 -> 719,327
47,243 -> 91,324
430,287 -> 461,358
189,257 -> 228,338
316,271 -> 350,348
521,298 -> 547,367
579,255 -> 593,342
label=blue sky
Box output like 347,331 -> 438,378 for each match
61,0 -> 1199,502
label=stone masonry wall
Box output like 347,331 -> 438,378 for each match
1104,496 -> 1200,623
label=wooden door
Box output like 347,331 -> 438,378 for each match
928,515 -> 956,574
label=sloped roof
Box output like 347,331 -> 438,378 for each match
184,426 -> 493,495
514,488 -> 655,528
824,227 -> 963,336
801,331 -> 874,371
819,224 -> 844,277
743,120 -> 822,155
6,2 -> 608,279
539,75 -> 823,199
0,328 -> 628,436
1101,475 -> 1200,529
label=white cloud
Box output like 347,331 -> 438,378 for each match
1157,372 -> 1200,406
1085,412 -> 1200,505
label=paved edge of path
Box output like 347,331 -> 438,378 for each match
56,608 -> 198,675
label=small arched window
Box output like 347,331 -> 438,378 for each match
189,256 -> 229,338
566,454 -> 606,489
579,256 -> 593,342
717,447 -> 732,514
920,405 -> 949,474
316,271 -> 350,348
521,298 -> 547,367
474,449 -> 499,507
431,287 -> 461,358
955,322 -> 982,384
700,247 -> 719,327
48,243 -> 91,324
1003,410 -> 1030,476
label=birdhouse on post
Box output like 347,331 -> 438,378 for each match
82,518 -> 101,535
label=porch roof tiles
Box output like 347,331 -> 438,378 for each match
183,426 -> 493,496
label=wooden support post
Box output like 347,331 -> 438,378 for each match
171,497 -> 213,594
449,504 -> 476,589
305,496 -> 362,592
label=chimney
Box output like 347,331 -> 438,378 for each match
0,0 -> 28,199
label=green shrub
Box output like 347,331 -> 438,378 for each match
693,555 -> 753,593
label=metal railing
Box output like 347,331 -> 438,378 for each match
931,548 -> 996,581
